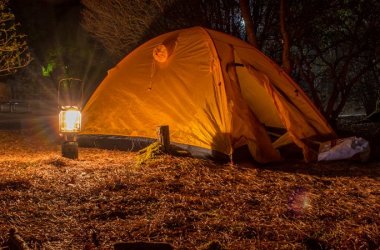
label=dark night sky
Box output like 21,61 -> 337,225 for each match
9,0 -> 111,98
11,0 -> 82,44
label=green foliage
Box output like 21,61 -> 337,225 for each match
137,142 -> 191,165
0,0 -> 31,76
41,62 -> 55,77
137,142 -> 165,165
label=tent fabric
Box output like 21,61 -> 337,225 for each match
81,26 -> 335,163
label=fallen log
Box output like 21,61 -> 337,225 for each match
114,241 -> 174,250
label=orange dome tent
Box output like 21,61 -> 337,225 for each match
80,27 -> 335,163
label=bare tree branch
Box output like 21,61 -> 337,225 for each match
0,0 -> 32,76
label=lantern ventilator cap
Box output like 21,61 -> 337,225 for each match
60,105 -> 80,111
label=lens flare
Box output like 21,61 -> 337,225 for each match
287,187 -> 311,217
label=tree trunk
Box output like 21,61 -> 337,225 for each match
280,0 -> 291,74
10,82 -> 16,99
239,0 -> 257,48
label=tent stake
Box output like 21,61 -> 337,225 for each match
157,125 -> 170,152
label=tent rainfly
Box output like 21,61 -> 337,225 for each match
80,27 -> 335,163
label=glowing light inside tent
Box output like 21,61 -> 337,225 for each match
153,44 -> 169,62
59,109 -> 81,133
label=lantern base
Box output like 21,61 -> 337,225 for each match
62,141 -> 78,159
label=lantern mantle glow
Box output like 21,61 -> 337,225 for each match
59,107 -> 81,133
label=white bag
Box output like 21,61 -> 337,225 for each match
318,136 -> 370,162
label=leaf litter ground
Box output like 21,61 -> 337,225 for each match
0,130 -> 379,249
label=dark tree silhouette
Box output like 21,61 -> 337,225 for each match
81,0 -> 380,123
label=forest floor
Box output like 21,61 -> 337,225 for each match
0,127 -> 379,250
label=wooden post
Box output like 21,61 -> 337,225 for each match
157,125 -> 170,152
